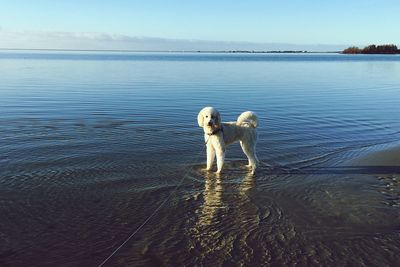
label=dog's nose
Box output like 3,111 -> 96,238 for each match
207,121 -> 213,126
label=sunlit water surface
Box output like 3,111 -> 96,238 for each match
1,51 -> 400,266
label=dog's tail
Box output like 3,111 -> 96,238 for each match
236,111 -> 258,128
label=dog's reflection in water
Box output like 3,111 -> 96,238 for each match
196,172 -> 224,227
189,170 -> 256,258
239,171 -> 256,196
196,170 -> 256,227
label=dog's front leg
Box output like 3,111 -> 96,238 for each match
206,143 -> 215,171
215,147 -> 225,173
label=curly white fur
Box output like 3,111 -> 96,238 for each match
197,107 -> 259,174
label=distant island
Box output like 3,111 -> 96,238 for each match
342,44 -> 400,54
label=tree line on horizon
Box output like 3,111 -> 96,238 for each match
342,44 -> 399,54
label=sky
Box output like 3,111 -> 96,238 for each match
0,0 -> 399,51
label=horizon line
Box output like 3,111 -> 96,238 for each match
0,47 -> 342,53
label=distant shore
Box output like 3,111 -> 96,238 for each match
2,47 -> 400,55
0,48 -> 340,53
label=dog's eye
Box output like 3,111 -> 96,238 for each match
205,116 -> 208,118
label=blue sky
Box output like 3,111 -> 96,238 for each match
0,0 -> 399,50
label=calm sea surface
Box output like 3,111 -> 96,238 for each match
1,51 -> 400,266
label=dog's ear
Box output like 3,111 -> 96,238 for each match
197,110 -> 204,127
215,112 -> 221,126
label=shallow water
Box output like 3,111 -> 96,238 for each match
1,51 -> 400,266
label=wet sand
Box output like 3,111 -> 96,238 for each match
352,146 -> 400,208
353,146 -> 400,167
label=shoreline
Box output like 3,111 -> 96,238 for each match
352,146 -> 400,167
352,146 -> 400,208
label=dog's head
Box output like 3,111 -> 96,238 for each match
197,107 -> 221,134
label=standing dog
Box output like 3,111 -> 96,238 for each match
197,107 -> 259,174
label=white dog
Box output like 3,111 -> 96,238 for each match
197,107 -> 259,174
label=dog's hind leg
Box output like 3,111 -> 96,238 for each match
240,141 -> 258,174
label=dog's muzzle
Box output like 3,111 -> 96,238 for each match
207,126 -> 223,136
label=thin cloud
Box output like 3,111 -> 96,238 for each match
0,30 -> 347,51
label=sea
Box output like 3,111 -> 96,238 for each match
1,50 -> 400,266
